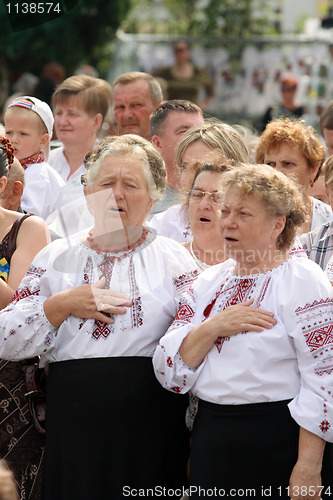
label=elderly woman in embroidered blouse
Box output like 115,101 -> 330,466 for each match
256,117 -> 332,235
0,134 -> 199,500
153,164 -> 333,500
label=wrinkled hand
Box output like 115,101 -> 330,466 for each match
208,298 -> 276,338
64,277 -> 132,324
289,461 -> 322,500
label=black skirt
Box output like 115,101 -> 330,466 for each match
189,399 -> 333,500
43,357 -> 190,500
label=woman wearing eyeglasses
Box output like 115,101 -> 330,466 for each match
182,162 -> 228,270
149,120 -> 249,243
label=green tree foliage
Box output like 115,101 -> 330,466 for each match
0,0 -> 130,77
122,0 -> 277,36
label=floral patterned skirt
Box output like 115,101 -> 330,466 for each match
0,360 -> 44,500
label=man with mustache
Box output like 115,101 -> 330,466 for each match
112,72 -> 162,141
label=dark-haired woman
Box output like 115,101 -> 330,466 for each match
0,137 -> 50,499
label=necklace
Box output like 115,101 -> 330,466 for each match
189,240 -> 211,271
87,227 -> 149,261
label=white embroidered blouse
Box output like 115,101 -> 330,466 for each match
0,230 -> 198,367
148,205 -> 192,243
153,257 -> 333,442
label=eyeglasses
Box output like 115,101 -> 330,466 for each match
188,189 -> 223,204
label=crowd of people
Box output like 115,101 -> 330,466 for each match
0,53 -> 332,500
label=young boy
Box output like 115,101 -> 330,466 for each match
4,96 -> 65,220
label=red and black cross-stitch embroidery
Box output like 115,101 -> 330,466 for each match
171,373 -> 187,393
174,303 -> 195,323
296,298 -> 333,376
173,270 -> 199,294
82,256 -> 95,285
128,256 -> 143,329
91,257 -> 116,341
10,266 -> 47,303
208,275 -> 271,354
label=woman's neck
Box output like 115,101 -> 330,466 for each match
85,225 -> 144,253
297,194 -> 312,235
63,139 -> 96,177
234,248 -> 288,276
189,234 -> 226,266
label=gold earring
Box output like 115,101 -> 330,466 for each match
310,179 -> 314,188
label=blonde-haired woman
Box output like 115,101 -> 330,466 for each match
149,119 -> 249,242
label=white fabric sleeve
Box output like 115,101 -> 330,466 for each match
153,283 -> 206,393
153,322 -> 205,393
283,265 -> 333,442
0,263 -> 57,361
324,254 -> 333,283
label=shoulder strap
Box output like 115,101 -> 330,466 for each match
6,214 -> 32,262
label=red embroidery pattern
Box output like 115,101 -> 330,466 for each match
98,257 -> 115,288
167,357 -> 173,367
128,256 -> 143,329
321,385 -> 333,401
297,298 -> 333,376
173,270 -> 199,294
92,257 -> 116,341
10,266 -> 46,303
215,336 -> 231,354
20,151 -> 45,170
211,275 -> 271,353
296,297 -> 333,314
223,278 -> 256,308
171,374 -> 187,393
174,303 -> 194,323
82,256 -> 95,285
304,325 -> 333,353
213,278 -> 255,353
320,420 -> 330,433
92,322 -> 112,341
319,402 -> 331,435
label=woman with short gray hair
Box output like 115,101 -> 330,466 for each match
154,164 -> 333,499
0,134 -> 198,500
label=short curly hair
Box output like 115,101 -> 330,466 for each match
84,134 -> 166,201
255,117 -> 325,183
220,163 -> 306,251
